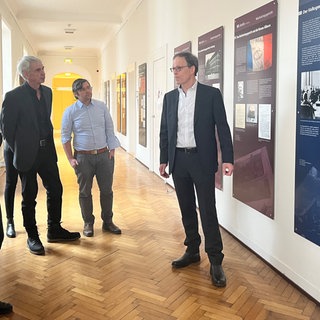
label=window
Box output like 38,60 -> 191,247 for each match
2,19 -> 12,96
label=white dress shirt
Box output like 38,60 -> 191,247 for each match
176,81 -> 197,148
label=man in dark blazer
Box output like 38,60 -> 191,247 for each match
0,56 -> 80,255
159,52 -> 234,287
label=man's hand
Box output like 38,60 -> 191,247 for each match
223,163 -> 234,176
109,149 -> 115,159
159,163 -> 169,178
69,158 -> 78,168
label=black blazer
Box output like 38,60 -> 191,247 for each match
160,82 -> 233,175
0,82 -> 56,172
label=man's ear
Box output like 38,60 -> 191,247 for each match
22,71 -> 28,80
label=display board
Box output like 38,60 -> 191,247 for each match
233,1 -> 278,218
138,63 -> 147,147
198,26 -> 224,190
294,0 -> 320,246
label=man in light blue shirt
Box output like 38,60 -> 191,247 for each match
61,78 -> 121,237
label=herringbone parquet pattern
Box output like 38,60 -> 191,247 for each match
0,141 -> 319,319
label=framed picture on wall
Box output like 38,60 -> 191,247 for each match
104,80 -> 110,110
138,63 -> 147,147
116,73 -> 127,136
121,73 -> 127,136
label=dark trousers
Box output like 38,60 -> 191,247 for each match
19,143 -> 63,237
172,150 -> 224,265
3,146 -> 18,221
0,206 -> 3,249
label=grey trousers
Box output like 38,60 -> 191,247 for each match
75,151 -> 114,225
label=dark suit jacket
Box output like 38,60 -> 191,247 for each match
160,82 -> 233,175
0,82 -> 57,172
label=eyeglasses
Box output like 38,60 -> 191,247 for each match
170,66 -> 189,73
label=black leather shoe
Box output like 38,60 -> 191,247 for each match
47,225 -> 81,242
27,236 -> 45,255
210,264 -> 226,287
83,223 -> 94,237
172,252 -> 200,268
0,301 -> 13,315
6,222 -> 16,238
102,222 -> 121,234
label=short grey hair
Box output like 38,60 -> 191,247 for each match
17,56 -> 42,80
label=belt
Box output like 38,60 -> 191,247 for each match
74,147 -> 108,155
176,147 -> 197,153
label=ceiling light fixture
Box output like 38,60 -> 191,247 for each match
64,28 -> 76,34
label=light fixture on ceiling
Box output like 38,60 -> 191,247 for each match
64,46 -> 74,50
64,28 -> 76,34
64,58 -> 72,63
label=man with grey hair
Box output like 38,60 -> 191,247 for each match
0,56 -> 80,255
61,78 -> 121,237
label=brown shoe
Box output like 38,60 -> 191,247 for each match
83,223 -> 94,237
102,222 -> 121,234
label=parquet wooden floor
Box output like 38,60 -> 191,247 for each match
0,140 -> 319,319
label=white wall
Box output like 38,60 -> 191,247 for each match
100,0 -> 320,302
0,2 -> 35,99
39,55 -> 100,99
0,2 -> 35,166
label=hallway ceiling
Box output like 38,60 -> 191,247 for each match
5,0 -> 142,57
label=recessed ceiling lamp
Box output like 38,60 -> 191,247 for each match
64,58 -> 72,63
